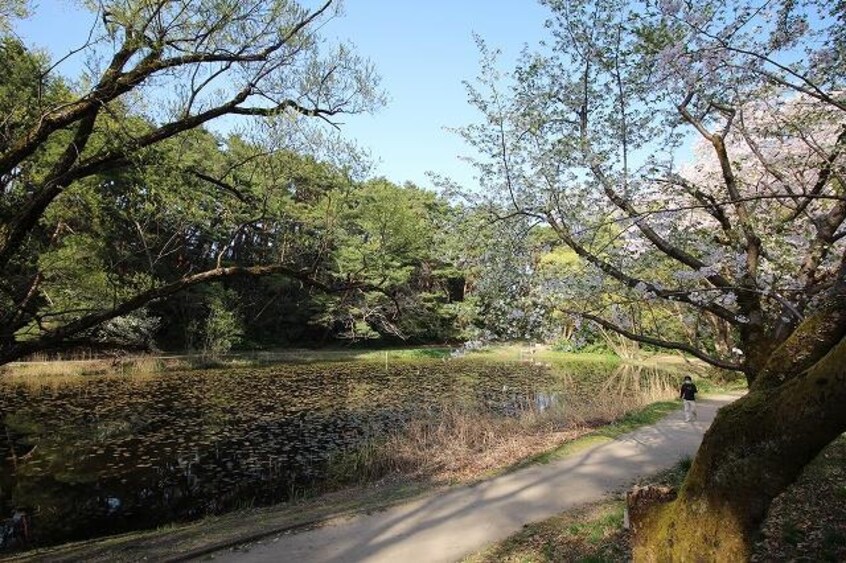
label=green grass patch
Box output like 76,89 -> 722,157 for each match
693,373 -> 748,395
353,347 -> 452,361
595,401 -> 681,437
463,499 -> 629,563
643,456 -> 692,489
469,345 -> 621,367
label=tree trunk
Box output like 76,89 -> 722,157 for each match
633,333 -> 846,561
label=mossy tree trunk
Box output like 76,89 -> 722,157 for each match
634,291 -> 846,561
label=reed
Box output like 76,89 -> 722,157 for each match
0,355 -> 172,387
327,372 -> 679,486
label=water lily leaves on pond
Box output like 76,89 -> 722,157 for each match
0,358 -> 663,548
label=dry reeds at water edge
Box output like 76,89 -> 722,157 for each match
0,353 -> 254,383
326,371 -> 678,486
0,355 -> 170,383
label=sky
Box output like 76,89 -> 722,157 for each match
12,0 -> 553,191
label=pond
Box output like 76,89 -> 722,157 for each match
0,358 -> 679,549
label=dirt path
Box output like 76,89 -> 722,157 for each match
210,395 -> 736,563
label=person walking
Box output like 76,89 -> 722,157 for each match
679,375 -> 698,422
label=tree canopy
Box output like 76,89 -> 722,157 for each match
454,0 -> 845,557
0,0 -> 390,362
458,0 -> 845,378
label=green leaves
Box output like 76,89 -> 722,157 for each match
0,0 -> 387,362
336,180 -> 434,282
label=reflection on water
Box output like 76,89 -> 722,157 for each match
534,392 -> 559,412
0,360 -> 676,549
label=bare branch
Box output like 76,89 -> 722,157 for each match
577,311 -> 742,371
189,169 -> 253,203
544,211 -> 740,324
788,125 -> 846,223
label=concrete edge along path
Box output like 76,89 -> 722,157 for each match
209,395 -> 737,563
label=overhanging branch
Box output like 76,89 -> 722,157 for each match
1,263 -> 366,364
544,212 -> 740,324
576,311 -> 742,371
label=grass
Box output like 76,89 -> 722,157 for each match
471,344 -> 622,367
464,500 -> 630,563
0,346 -> 456,381
690,366 -> 749,394
516,401 -> 680,468
325,401 -> 592,486
325,380 -> 684,487
464,459 -> 692,563
354,347 -> 453,361
465,434 -> 846,563
2,344 -> 741,391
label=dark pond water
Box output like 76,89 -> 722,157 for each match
0,359 -> 676,549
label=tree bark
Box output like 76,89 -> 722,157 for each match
633,331 -> 846,561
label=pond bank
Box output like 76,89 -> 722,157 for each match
205,395 -> 740,563
1,354 -> 694,549
6,396 -> 735,562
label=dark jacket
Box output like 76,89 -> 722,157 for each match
680,382 -> 697,401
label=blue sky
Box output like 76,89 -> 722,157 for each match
13,0 -> 552,191
328,1 -> 551,190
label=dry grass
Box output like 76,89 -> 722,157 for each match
0,348 -> 454,382
0,353 -> 256,386
357,405 -> 589,483
0,356 -> 171,387
328,374 -> 679,486
2,359 -> 110,379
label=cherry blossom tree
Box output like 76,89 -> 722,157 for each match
460,0 -> 845,557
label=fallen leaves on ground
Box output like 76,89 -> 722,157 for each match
752,435 -> 846,562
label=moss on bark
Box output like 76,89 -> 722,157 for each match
634,334 -> 846,561
634,497 -> 747,562
753,293 -> 846,390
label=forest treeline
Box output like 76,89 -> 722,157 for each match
0,24 -> 659,358
0,32 -> 561,356
0,31 -> 474,353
